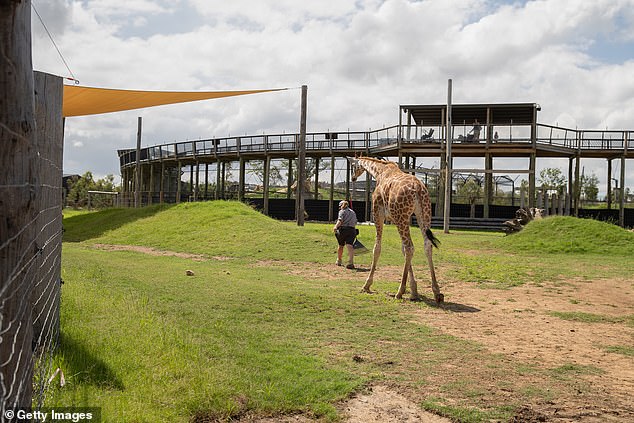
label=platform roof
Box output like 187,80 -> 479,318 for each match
400,103 -> 540,126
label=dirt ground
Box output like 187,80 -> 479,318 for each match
275,262 -> 634,422
94,246 -> 634,421
409,274 -> 634,422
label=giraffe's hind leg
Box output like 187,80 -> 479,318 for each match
396,224 -> 419,300
424,236 -> 443,303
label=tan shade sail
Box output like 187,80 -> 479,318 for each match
62,85 -> 287,117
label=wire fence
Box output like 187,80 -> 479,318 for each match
1,72 -> 63,417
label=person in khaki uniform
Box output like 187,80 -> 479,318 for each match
333,200 -> 357,269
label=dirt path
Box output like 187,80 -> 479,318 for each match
281,262 -> 634,422
92,243 -> 231,261
409,275 -> 634,422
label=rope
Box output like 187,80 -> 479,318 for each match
32,1 -> 80,84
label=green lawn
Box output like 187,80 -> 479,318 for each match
50,202 -> 634,422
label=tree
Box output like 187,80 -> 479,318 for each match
581,173 -> 599,202
456,177 -> 482,218
246,160 -> 283,187
539,168 -> 567,194
281,157 -> 330,181
66,172 -> 119,208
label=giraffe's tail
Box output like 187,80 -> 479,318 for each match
413,183 -> 440,249
425,228 -> 440,249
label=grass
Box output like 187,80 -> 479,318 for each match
54,202 -> 634,422
548,311 -> 634,326
603,345 -> 634,357
495,215 -> 634,255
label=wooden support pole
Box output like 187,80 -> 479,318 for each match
263,156 -> 271,215
443,79 -> 453,233
607,159 -> 612,209
220,161 -> 226,199
189,164 -> 194,201
345,158 -> 351,200
135,116 -> 142,208
314,157 -> 320,200
287,158 -> 293,199
574,155 -> 581,217
484,153 -> 492,218
204,163 -> 209,200
149,163 -> 154,205
216,161 -> 221,200
296,85 -> 308,226
1,0 -> 36,409
619,158 -> 625,227
567,157 -> 574,215
32,71 -> 63,397
160,160 -> 165,203
529,153 -> 536,209
365,167 -> 371,222
194,161 -> 200,201
239,157 -> 246,202
329,156 -> 335,221
176,160 -> 182,203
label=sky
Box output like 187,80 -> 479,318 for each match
31,0 -> 634,196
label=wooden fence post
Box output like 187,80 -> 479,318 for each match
1,0 -> 37,411
32,71 -> 63,349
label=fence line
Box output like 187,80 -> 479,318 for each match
1,71 -> 63,416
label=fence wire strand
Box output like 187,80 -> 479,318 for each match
1,128 -> 63,417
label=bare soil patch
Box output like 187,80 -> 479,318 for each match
233,386 -> 451,423
260,261 -> 634,422
92,244 -> 231,261
409,276 -> 634,422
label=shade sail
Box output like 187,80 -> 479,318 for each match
62,85 -> 287,117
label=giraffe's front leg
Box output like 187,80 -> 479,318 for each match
362,219 -> 383,294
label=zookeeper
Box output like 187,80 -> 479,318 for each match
333,200 -> 357,269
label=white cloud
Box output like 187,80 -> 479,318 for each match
30,0 -> 634,190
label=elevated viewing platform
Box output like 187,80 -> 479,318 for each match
119,103 -> 633,166
117,102 -> 632,227
118,122 -> 634,167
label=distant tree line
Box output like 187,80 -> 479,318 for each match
65,172 -> 119,209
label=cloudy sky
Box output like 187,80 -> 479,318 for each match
31,0 -> 634,195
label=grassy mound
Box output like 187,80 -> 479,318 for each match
496,216 -> 634,255
63,201 -> 332,261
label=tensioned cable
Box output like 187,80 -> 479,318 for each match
31,1 -> 80,84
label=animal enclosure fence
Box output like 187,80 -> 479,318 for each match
1,72 -> 63,413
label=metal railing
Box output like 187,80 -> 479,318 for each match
119,124 -> 631,168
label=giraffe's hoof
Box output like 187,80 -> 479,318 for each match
361,288 -> 373,294
435,293 -> 445,303
409,296 -> 422,302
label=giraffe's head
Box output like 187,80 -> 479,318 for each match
347,157 -> 366,181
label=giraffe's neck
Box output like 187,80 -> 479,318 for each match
359,158 -> 396,181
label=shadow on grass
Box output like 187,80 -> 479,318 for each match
57,332 -> 124,390
63,204 -> 172,242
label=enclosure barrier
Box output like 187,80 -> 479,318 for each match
1,72 -> 63,414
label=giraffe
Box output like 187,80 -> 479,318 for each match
349,157 -> 444,303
